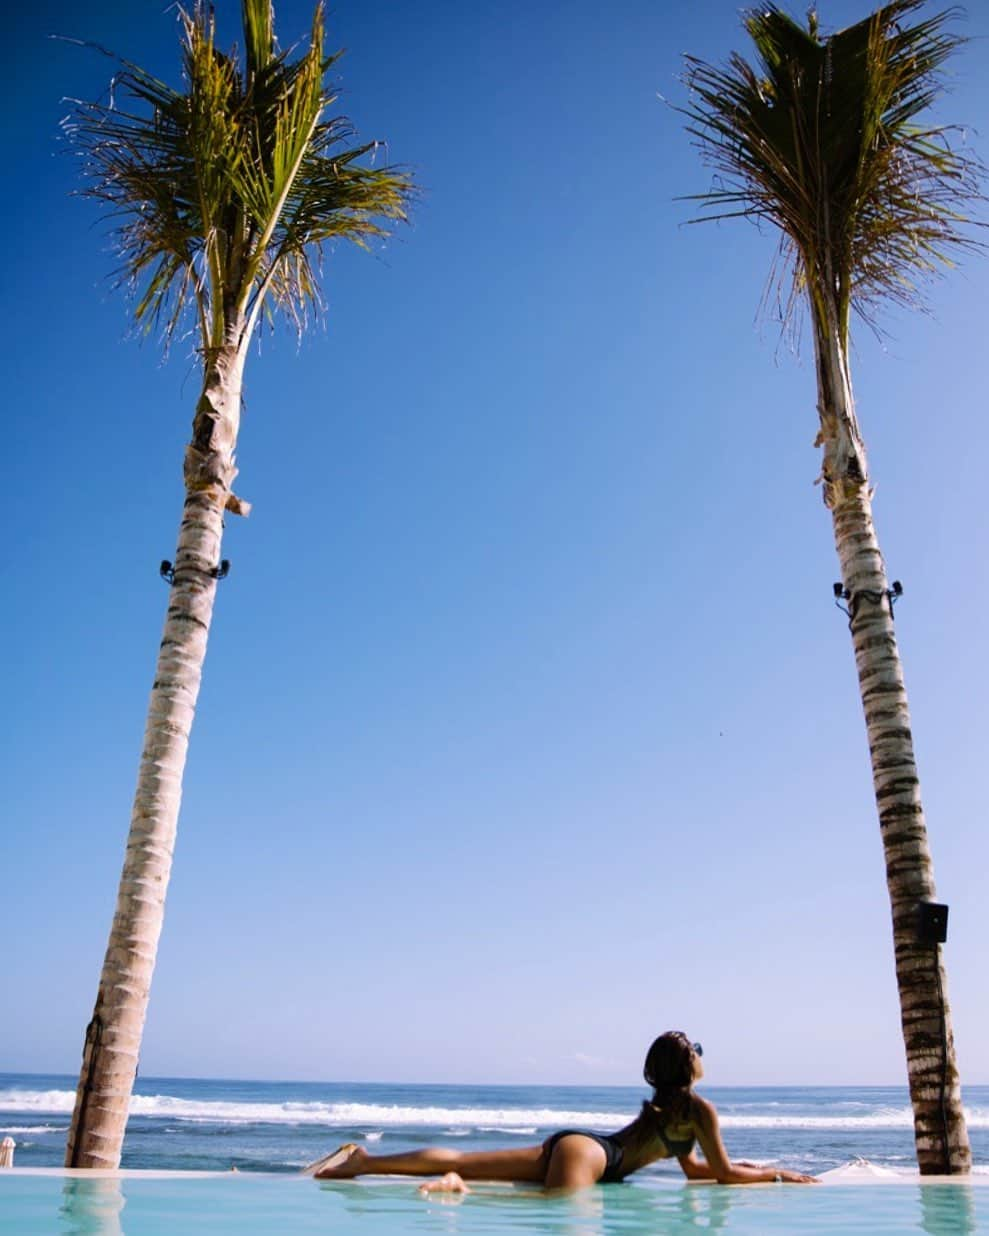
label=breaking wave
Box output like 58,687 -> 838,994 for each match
2,1088 -> 988,1132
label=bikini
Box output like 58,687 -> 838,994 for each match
543,1130 -> 627,1183
657,1127 -> 696,1157
543,1126 -> 696,1184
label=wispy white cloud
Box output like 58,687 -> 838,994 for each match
567,1052 -> 616,1069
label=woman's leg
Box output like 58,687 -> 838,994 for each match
410,1137 -> 609,1193
313,1142 -> 547,1182
415,1134 -> 610,1196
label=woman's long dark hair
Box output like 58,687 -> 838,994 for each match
639,1030 -> 696,1134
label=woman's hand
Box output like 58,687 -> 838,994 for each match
776,1169 -> 818,1184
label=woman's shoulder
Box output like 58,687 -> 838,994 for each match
688,1091 -> 717,1128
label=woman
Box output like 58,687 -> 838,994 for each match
305,1031 -> 817,1191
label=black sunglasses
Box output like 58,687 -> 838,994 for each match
692,1042 -> 703,1057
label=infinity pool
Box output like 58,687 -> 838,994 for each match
2,1172 -> 987,1235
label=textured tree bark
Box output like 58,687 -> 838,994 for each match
66,342 -> 245,1169
817,322 -> 971,1175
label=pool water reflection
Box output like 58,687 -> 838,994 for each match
1,1172 -> 986,1234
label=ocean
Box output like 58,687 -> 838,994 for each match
2,1074 -> 988,1177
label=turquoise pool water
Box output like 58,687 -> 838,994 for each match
2,1174 -> 986,1235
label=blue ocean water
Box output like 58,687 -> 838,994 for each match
1,1074 -> 987,1177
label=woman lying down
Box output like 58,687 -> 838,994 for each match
304,1031 -> 817,1192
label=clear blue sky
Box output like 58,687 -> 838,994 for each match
3,0 -> 988,1089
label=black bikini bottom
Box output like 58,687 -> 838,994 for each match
543,1129 -> 625,1184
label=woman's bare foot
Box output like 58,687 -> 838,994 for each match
417,1172 -> 470,1196
306,1143 -> 370,1178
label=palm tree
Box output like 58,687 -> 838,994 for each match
62,0 -> 413,1169
682,1 -> 981,1174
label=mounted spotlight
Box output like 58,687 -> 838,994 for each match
917,901 -> 949,946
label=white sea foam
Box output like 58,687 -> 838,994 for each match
720,1107 -> 989,1131
2,1089 -> 988,1132
0,1125 -> 67,1135
0,1092 -> 75,1115
0,1090 -> 626,1128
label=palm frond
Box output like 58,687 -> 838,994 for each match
681,1 -> 983,341
63,1 -> 415,357
242,0 -> 274,82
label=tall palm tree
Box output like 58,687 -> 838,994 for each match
63,0 -> 413,1169
682,1 -> 981,1174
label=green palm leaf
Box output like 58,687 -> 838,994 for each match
63,0 -> 414,355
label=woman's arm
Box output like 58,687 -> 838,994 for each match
686,1096 -> 816,1185
678,1152 -> 717,1180
678,1153 -> 765,1180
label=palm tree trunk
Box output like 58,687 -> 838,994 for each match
65,343 -> 245,1169
817,324 -> 971,1174
830,487 -> 970,1173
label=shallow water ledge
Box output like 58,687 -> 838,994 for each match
4,1159 -> 989,1183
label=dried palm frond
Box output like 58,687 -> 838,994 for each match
682,1 -> 983,344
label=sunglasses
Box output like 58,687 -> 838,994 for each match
691,1042 -> 703,1057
